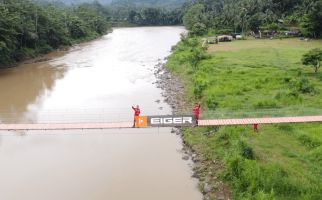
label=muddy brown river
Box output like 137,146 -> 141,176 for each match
0,27 -> 202,200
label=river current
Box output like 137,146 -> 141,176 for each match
0,27 -> 202,200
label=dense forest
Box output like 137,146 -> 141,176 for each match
37,0 -> 185,26
35,0 -> 186,6
108,6 -> 183,26
106,0 -> 185,26
0,0 -> 111,66
0,0 -> 185,66
1,0 -> 321,66
110,0 -> 186,6
183,0 -> 322,37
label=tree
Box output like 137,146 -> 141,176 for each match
0,0 -> 111,66
181,0 -> 322,37
183,38 -> 206,70
67,15 -> 87,38
191,22 -> 207,35
183,3 -> 205,31
302,48 -> 322,73
300,0 -> 322,38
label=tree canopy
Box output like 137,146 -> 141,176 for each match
302,48 -> 322,73
107,3 -> 183,26
182,0 -> 322,37
0,0 -> 111,66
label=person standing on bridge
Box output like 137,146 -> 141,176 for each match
253,123 -> 259,132
132,105 -> 141,128
193,103 -> 201,126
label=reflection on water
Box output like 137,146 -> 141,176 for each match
0,27 -> 202,200
0,63 -> 67,123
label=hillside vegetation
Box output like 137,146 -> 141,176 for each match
35,0 -> 186,6
0,0 -> 186,66
110,0 -> 186,6
183,0 -> 322,38
0,0 -> 111,66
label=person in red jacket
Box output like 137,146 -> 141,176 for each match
193,103 -> 201,126
132,105 -> 141,128
253,123 -> 259,132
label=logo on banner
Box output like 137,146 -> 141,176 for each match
136,116 -> 148,127
148,115 -> 195,127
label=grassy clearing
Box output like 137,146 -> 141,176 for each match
207,38 -> 322,53
167,37 -> 322,199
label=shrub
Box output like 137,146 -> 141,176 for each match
298,78 -> 315,94
12,49 -> 27,61
277,124 -> 294,132
275,91 -> 302,104
298,135 -> 321,149
283,77 -> 291,83
225,155 -> 300,199
205,93 -> 219,110
225,153 -> 244,178
288,90 -> 300,97
302,48 -> 322,73
37,44 -> 53,54
216,127 -> 244,146
191,22 -> 207,36
306,146 -> 322,164
238,140 -> 255,160
252,190 -> 275,200
193,73 -> 209,98
254,100 -> 279,109
290,78 -> 316,94
274,92 -> 283,100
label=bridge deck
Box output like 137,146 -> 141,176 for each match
0,115 -> 321,131
199,115 -> 322,126
0,122 -> 133,130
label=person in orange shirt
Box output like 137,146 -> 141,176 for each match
193,103 -> 201,126
132,105 -> 141,128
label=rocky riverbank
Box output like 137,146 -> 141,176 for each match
154,59 -> 231,200
154,59 -> 188,114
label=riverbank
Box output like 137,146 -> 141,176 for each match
0,30 -> 113,69
163,37 -> 322,199
0,26 -> 203,200
0,1 -> 112,68
155,56 -> 231,200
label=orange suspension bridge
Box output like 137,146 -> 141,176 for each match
1,115 -> 322,131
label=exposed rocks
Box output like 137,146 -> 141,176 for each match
153,61 -> 189,115
154,58 -> 231,200
216,193 -> 226,200
182,155 -> 189,160
203,183 -> 212,194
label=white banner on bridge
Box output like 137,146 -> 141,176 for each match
147,115 -> 195,127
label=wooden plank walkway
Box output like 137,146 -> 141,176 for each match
0,116 -> 321,131
0,122 -> 133,130
199,115 -> 322,126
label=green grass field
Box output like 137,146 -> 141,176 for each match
166,38 -> 322,199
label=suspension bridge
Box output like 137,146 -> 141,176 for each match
0,115 -> 322,131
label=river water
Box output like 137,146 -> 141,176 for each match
0,27 -> 202,200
